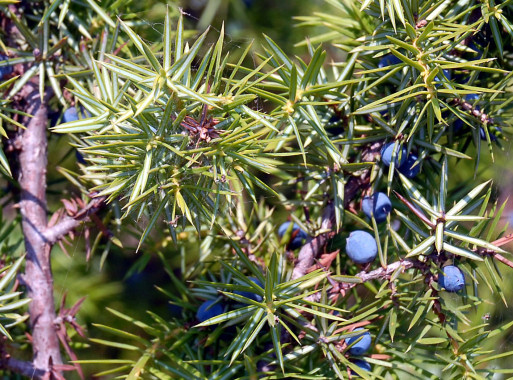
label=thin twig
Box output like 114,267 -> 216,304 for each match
1,355 -> 46,379
355,259 -> 416,282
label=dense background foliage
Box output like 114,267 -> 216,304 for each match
2,0 -> 513,379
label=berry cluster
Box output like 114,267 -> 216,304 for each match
354,188 -> 467,297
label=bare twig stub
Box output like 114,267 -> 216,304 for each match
43,196 -> 106,244
18,83 -> 63,372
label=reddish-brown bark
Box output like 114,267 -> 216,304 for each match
18,84 -> 62,373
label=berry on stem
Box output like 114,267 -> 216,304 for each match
346,231 -> 378,264
399,154 -> 421,178
381,142 -> 407,167
234,277 -> 264,302
346,328 -> 372,355
351,359 -> 371,374
438,265 -> 465,292
0,54 -> 13,79
378,54 -> 402,68
278,221 -> 308,250
362,192 -> 392,223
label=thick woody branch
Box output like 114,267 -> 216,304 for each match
18,83 -> 63,370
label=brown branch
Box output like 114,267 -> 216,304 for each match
491,232 -> 513,248
292,141 -> 383,281
18,82 -> 63,370
292,203 -> 335,280
393,190 -> 435,228
1,355 -> 47,379
355,259 -> 416,283
305,258 -> 419,304
492,253 -> 513,269
453,97 -> 494,124
317,240 -> 512,301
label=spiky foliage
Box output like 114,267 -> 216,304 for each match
2,0 -> 513,379
0,213 -> 33,338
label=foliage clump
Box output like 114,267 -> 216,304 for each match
1,0 -> 513,379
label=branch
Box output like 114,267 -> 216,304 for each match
43,196 -> 106,244
355,259 -> 416,283
492,253 -> 513,269
311,240 -> 512,302
453,97 -> 495,124
1,355 -> 46,379
292,141 -> 383,280
18,82 -> 63,370
292,204 -> 335,280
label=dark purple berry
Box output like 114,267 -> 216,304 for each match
465,93 -> 479,103
62,106 -> 91,124
438,265 -> 465,292
362,192 -> 391,223
399,154 -> 421,178
196,300 -> 224,323
278,221 -> 308,250
351,359 -> 371,376
168,303 -> 183,318
62,107 -> 79,123
435,69 -> 452,84
325,115 -> 344,136
381,142 -> 407,167
378,55 -> 402,68
235,277 -> 264,302
480,126 -> 502,142
0,54 -> 13,79
453,119 -> 464,134
347,328 -> 372,355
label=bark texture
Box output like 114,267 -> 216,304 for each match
18,85 -> 62,371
